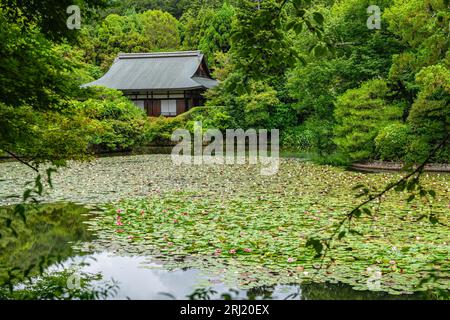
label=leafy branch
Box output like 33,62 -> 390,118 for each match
3,150 -> 39,172
0,153 -> 57,238
307,133 -> 450,261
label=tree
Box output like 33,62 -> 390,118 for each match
406,64 -> 450,162
333,79 -> 404,161
71,87 -> 149,152
0,10 -> 93,166
384,0 -> 450,106
101,0 -> 229,19
79,10 -> 180,70
287,0 -> 403,122
180,2 -> 235,67
230,0 -> 295,82
0,0 -> 106,41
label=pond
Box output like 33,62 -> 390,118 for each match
0,155 -> 449,299
0,203 -> 442,300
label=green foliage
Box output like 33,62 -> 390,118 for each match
406,64 -> 450,162
230,0 -> 295,82
181,106 -> 235,132
145,116 -> 186,144
281,118 -> 335,154
334,80 -> 404,162
236,81 -> 280,128
0,13 -> 84,111
0,103 -> 91,166
0,203 -> 93,288
198,3 -> 235,64
0,0 -> 107,41
375,123 -> 412,161
287,0 -> 403,124
102,0 -> 228,19
80,10 -> 180,70
0,269 -> 117,300
73,87 -> 149,151
267,103 -> 298,130
180,2 -> 235,67
385,0 -> 450,102
0,10 -> 100,166
145,106 -> 235,143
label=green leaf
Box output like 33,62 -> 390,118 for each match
14,204 -> 27,224
313,12 -> 324,25
313,44 -> 327,57
352,208 -> 362,218
429,215 -> 439,225
306,238 -> 323,257
296,9 -> 306,18
394,181 -> 406,192
23,189 -> 32,201
349,230 -> 363,236
294,22 -> 303,34
46,168 -> 57,188
35,174 -> 43,196
285,20 -> 297,31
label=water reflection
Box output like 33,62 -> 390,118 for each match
0,203 -> 93,287
0,203 -> 446,300
49,252 -> 304,300
46,251 -> 446,300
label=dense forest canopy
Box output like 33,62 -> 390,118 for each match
0,0 -> 449,166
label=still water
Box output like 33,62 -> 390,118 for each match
0,203 -> 443,300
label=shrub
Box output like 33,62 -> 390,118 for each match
73,87 -> 148,152
281,126 -> 315,152
375,123 -> 412,161
237,81 -> 279,129
406,64 -> 450,163
281,118 -> 335,154
267,103 -> 297,130
145,116 -> 186,144
333,79 -> 404,162
180,106 -> 235,132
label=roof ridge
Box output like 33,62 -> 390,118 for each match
118,51 -> 202,59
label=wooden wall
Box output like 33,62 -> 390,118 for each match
145,100 -> 161,116
143,99 -> 190,117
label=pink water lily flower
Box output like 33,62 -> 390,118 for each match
243,248 -> 252,253
115,220 -> 123,226
116,209 -> 123,214
214,249 -> 222,256
287,257 -> 295,263
229,249 -> 236,254
127,235 -> 134,239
